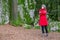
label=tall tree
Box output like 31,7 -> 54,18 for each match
12,0 -> 18,20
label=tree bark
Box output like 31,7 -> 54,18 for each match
12,0 -> 18,20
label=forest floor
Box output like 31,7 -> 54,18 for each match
0,24 -> 60,40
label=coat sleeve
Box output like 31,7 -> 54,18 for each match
41,10 -> 47,15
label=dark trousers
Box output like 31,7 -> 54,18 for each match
41,26 -> 48,34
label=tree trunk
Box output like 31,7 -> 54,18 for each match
12,0 -> 18,20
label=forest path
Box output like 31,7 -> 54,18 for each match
0,24 -> 60,40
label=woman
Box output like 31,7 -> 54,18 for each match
39,4 -> 48,37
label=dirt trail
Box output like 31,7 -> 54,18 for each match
0,24 -> 60,40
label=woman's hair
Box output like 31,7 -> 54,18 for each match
41,4 -> 46,8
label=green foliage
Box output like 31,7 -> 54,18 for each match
10,20 -> 20,26
57,23 -> 60,32
18,0 -> 35,25
24,12 -> 33,25
48,11 -> 58,21
10,12 -> 24,26
18,0 -> 24,5
23,7 -> 33,25
48,25 -> 51,32
56,29 -> 60,32
1,0 -> 9,24
34,26 -> 40,29
28,0 -> 35,9
24,24 -> 32,29
48,22 -> 60,32
10,19 -> 23,26
47,0 -> 59,21
24,25 -> 32,29
8,0 -> 13,20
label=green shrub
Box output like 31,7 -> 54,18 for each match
24,9 -> 33,25
34,26 -> 40,29
10,19 -> 23,26
10,12 -> 24,26
24,26 -> 32,29
24,24 -> 32,29
48,11 -> 58,21
57,23 -> 60,32
48,25 -> 51,32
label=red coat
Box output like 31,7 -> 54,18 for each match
38,8 -> 48,26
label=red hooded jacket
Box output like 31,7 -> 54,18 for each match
38,8 -> 48,26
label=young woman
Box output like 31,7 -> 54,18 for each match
39,4 -> 48,37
